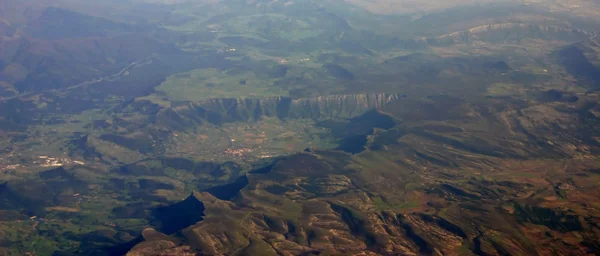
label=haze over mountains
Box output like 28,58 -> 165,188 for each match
0,0 -> 599,255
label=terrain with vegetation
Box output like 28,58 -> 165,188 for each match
1,0 -> 600,255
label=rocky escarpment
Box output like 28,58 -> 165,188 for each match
155,93 -> 401,127
120,88 -> 600,256
419,23 -> 595,46
88,93 -> 401,159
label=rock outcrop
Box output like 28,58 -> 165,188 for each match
419,23 -> 595,46
140,93 -> 402,128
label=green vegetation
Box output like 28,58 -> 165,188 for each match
373,197 -> 419,211
1,0 -> 600,255
156,68 -> 288,101
220,14 -> 325,41
486,83 -> 525,97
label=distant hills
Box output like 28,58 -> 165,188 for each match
0,0 -> 600,255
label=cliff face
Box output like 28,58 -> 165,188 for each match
163,93 -> 401,126
287,93 -> 400,119
419,23 -> 594,46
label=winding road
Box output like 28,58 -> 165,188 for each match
0,58 -> 152,102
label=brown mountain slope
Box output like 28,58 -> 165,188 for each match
128,93 -> 600,255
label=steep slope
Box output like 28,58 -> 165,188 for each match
422,23 -> 595,46
0,7 -> 182,94
25,7 -> 135,39
106,93 -> 400,134
178,93 -> 401,124
556,39 -> 600,90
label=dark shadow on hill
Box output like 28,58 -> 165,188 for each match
204,175 -> 249,200
0,182 -> 44,216
323,64 -> 355,80
321,110 -> 396,154
330,204 -> 376,248
96,236 -> 144,256
536,89 -> 579,103
514,204 -> 584,232
249,164 -> 276,174
0,168 -> 90,217
67,133 -> 103,159
557,44 -> 600,89
336,135 -> 369,154
151,194 -> 205,234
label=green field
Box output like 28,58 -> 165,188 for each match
155,68 -> 288,101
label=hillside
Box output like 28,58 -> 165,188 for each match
0,0 -> 600,255
129,94 -> 600,255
